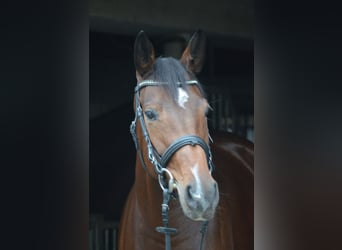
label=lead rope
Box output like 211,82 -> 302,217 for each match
199,221 -> 209,250
156,187 -> 177,250
155,173 -> 209,250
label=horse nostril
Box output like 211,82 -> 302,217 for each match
186,185 -> 192,199
187,185 -> 201,201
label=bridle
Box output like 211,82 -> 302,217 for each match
130,79 -> 214,250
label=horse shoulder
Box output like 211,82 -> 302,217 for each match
210,130 -> 254,250
211,130 -> 254,175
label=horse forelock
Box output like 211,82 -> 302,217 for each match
148,57 -> 205,102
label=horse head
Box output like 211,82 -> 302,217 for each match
132,30 -> 219,221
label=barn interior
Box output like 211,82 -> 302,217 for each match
89,1 -> 253,249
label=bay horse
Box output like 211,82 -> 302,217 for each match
118,30 -> 254,250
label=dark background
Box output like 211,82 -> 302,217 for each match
1,1 -> 342,250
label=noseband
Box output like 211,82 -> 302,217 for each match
130,79 -> 214,250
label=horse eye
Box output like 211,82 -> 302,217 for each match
144,110 -> 158,121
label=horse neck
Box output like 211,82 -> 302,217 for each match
134,157 -> 164,221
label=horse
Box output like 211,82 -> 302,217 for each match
118,30 -> 254,250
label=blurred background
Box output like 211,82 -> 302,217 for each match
89,0 -> 253,249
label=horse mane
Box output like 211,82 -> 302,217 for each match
146,57 -> 206,101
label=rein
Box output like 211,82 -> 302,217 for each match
130,79 -> 214,250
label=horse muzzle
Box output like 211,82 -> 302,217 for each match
177,176 -> 219,221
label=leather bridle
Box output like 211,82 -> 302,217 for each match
129,79 -> 214,250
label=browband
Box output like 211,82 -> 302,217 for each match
135,80 -> 199,93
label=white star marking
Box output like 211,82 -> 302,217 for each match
177,87 -> 189,109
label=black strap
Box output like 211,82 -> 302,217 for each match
199,221 -> 209,250
156,189 -> 177,250
160,135 -> 211,168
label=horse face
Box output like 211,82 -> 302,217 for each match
134,30 -> 219,221
140,79 -> 219,221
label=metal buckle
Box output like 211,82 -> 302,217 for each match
158,168 -> 176,194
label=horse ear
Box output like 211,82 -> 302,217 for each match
134,30 -> 155,79
180,30 -> 206,74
